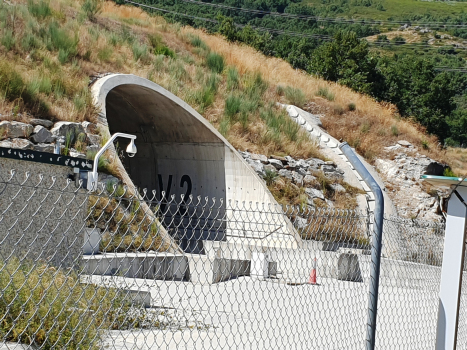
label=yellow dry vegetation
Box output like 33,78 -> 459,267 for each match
182,27 -> 467,175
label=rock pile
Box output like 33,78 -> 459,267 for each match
0,119 -> 101,158
377,141 -> 447,221
239,151 -> 349,208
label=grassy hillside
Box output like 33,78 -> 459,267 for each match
301,0 -> 467,22
1,0 -> 466,178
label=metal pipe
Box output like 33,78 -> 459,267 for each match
89,132 -> 136,191
339,142 -> 384,350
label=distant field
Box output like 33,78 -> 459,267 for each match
302,0 -> 467,22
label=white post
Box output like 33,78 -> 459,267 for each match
87,132 -> 136,191
436,185 -> 467,350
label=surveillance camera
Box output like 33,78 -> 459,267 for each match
126,139 -> 137,158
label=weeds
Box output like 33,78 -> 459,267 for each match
348,102 -> 356,111
132,42 -> 149,62
1,30 -> 16,51
206,52 -> 224,73
391,125 -> 399,136
225,94 -> 241,118
82,0 -> 102,21
27,0 -> 52,19
227,67 -> 239,90
284,87 -> 306,107
316,87 -> 335,101
264,168 -> 279,186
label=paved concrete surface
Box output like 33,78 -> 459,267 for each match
95,264 -> 441,350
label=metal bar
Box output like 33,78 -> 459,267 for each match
339,142 -> 384,350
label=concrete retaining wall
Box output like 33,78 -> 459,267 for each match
0,157 -> 88,268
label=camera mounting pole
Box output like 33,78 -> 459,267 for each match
87,132 -> 137,191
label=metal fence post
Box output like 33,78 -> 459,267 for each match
339,142 -> 385,350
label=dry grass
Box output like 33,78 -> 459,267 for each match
181,28 -> 467,173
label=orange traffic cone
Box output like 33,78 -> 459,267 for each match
308,258 -> 317,285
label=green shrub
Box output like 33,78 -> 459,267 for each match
264,168 -> 279,186
421,139 -> 430,150
225,94 -> 242,117
109,32 -> 122,47
154,45 -> 175,58
444,167 -> 457,177
189,35 -> 208,50
316,87 -> 335,101
1,30 -> 15,51
348,102 -> 356,111
98,46 -> 113,62
206,52 -> 224,73
0,61 -> 27,101
0,259 -> 131,349
48,22 -> 78,62
132,42 -> 148,62
28,76 -> 52,96
360,121 -> 371,134
284,86 -> 306,107
391,125 -> 399,136
276,85 -> 285,96
82,0 -> 102,21
27,0 -> 52,19
227,67 -> 239,90
168,59 -> 188,81
219,117 -> 230,136
333,104 -> 344,115
243,72 -> 267,98
21,33 -> 41,51
149,33 -> 175,58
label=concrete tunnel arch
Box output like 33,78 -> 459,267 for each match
91,74 -> 299,252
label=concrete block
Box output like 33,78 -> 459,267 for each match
337,253 -> 363,282
82,228 -> 101,255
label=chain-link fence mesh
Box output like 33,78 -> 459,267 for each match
0,170 -> 452,349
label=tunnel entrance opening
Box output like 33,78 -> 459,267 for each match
105,84 -> 227,253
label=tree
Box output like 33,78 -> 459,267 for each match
309,30 -> 377,94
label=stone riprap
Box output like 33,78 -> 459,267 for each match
0,118 -> 101,156
376,149 -> 447,221
239,150 -> 351,213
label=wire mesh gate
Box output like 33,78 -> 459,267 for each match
0,170 -> 449,349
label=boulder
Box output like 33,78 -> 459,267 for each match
250,153 -> 268,164
30,125 -> 55,143
87,145 -> 100,154
270,155 -> 287,163
303,175 -> 317,186
285,156 -> 295,163
33,143 -> 55,153
82,121 -> 97,134
87,134 -> 102,146
278,169 -> 293,181
264,164 -> 277,173
293,217 -> 308,231
305,188 -> 325,200
296,167 -> 307,177
268,159 -> 283,170
29,118 -> 53,128
69,148 -> 86,159
330,183 -> 346,193
307,158 -> 325,168
292,172 -> 304,186
50,122 -> 85,138
10,138 -> 34,150
321,164 -> 337,173
0,121 -> 33,139
397,140 -> 412,147
246,159 -> 265,176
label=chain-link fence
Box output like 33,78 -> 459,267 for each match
0,169 -> 453,349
